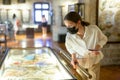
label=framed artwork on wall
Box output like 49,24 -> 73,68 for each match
0,9 -> 2,22
18,0 -> 26,3
59,5 -> 65,26
68,3 -> 85,20
0,9 -> 8,22
97,0 -> 120,42
74,3 -> 85,20
3,0 -> 11,5
68,5 -> 75,12
22,9 -> 30,23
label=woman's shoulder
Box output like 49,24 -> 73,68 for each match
66,32 -> 73,38
87,25 -> 100,30
66,32 -> 77,40
88,24 -> 98,28
66,32 -> 71,37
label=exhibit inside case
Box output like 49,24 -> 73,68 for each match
0,47 -> 79,80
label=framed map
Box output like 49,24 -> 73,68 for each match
22,9 -> 30,23
98,0 -> 120,42
0,9 -> 7,22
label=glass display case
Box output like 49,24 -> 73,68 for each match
0,47 -> 83,80
0,24 -> 7,48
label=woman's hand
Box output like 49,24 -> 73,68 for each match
89,44 -> 101,55
71,58 -> 78,69
95,44 -> 101,50
89,49 -> 100,55
71,53 -> 78,69
92,51 -> 100,55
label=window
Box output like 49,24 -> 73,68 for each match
33,2 -> 49,24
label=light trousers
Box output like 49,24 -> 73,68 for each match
88,63 -> 100,80
77,63 -> 100,80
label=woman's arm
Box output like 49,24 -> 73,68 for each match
71,53 -> 78,69
97,26 -> 108,48
65,34 -> 78,69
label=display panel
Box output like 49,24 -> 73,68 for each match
0,47 -> 76,80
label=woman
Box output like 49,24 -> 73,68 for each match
12,14 -> 19,41
64,12 -> 107,80
41,15 -> 48,37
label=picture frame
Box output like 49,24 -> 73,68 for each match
75,3 -> 85,20
3,0 -> 11,5
18,0 -> 26,3
68,5 -> 75,12
0,9 -> 2,21
59,5 -> 65,26
0,9 -> 8,22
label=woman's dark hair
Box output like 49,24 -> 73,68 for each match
42,15 -> 45,18
13,13 -> 16,19
64,11 -> 90,26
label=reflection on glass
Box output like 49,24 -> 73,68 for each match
34,39 -> 52,47
34,39 -> 43,47
21,41 -> 27,48
46,39 -> 52,47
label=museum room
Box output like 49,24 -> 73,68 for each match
0,0 -> 120,80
